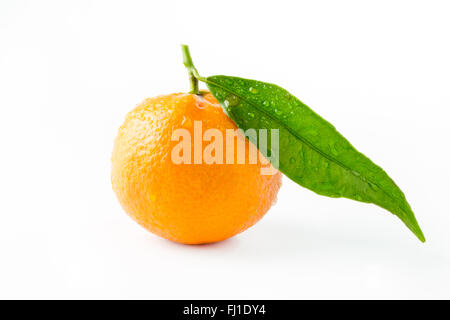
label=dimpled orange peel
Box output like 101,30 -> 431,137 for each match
111,53 -> 282,244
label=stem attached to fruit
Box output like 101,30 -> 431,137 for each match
181,44 -> 206,94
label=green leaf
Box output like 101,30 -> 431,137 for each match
203,75 -> 425,242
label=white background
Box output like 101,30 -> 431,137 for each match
1,0 -> 449,299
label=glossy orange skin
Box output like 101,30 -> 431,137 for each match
111,93 -> 282,244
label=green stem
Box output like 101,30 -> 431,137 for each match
181,44 -> 205,94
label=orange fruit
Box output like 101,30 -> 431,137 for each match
111,92 -> 282,244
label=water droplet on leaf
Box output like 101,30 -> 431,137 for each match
306,129 -> 318,136
368,182 -> 379,191
329,143 -> 339,156
225,94 -> 240,107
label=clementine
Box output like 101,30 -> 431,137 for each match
111,92 -> 281,244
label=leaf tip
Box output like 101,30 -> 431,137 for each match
416,229 -> 426,243
403,215 -> 426,243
